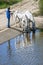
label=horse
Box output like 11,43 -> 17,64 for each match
13,10 -> 35,29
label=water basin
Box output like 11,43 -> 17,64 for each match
0,30 -> 43,65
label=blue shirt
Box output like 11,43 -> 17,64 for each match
6,9 -> 10,19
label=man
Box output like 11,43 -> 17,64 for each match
6,7 -> 11,28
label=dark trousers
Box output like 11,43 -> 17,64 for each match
8,18 -> 10,28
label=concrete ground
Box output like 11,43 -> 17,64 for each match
0,28 -> 21,44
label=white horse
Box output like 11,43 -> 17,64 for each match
13,10 -> 22,22
13,10 -> 35,28
13,10 -> 27,27
20,11 -> 35,28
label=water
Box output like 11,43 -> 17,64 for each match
0,30 -> 43,65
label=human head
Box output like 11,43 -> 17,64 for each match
8,7 -> 10,10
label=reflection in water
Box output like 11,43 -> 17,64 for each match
8,40 -> 11,49
7,32 -> 36,50
7,40 -> 12,58
32,33 -> 35,44
16,36 -> 21,49
19,34 -> 24,48
14,33 -> 34,49
16,34 -> 25,49
0,30 -> 43,65
7,33 -> 34,50
15,33 -> 31,49
24,33 -> 31,46
32,33 -> 35,39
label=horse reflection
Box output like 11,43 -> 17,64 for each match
32,33 -> 35,44
23,33 -> 31,46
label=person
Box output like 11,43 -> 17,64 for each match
6,7 -> 11,28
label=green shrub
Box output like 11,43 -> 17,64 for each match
39,0 -> 43,15
0,0 -> 22,8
